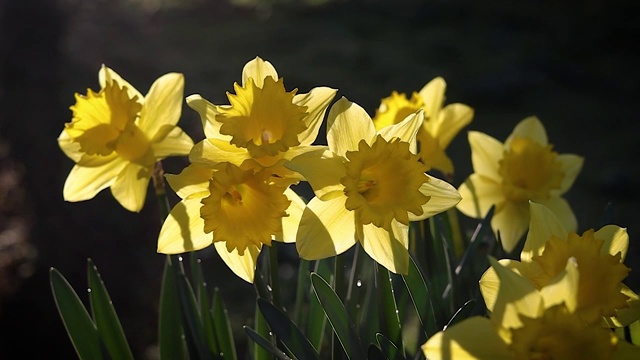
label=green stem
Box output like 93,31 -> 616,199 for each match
152,161 -> 184,274
268,243 -> 281,309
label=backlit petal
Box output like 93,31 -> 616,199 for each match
186,95 -> 230,140
468,131 -> 503,181
596,225 -> 629,261
189,138 -> 251,168
165,163 -> 213,200
278,188 -> 305,243
539,258 -> 580,312
492,200 -> 529,253
214,242 -> 260,283
536,197 -> 577,233
553,154 -> 584,195
490,257 -> 542,329
242,57 -> 278,87
479,259 -> 525,312
606,285 -> 640,327
409,176 -> 461,221
521,202 -> 568,263
326,97 -> 376,156
435,103 -> 474,148
63,159 -> 126,202
285,149 -> 345,200
110,161 -> 152,212
418,77 -> 446,119
456,174 -> 504,219
378,109 -> 423,145
506,116 -> 548,146
360,221 -> 409,274
139,73 -> 184,140
152,127 -> 194,159
99,65 -> 143,101
294,86 -> 337,146
157,198 -> 211,253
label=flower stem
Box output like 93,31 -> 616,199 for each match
268,242 -> 281,309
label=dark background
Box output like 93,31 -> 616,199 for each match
1,0 -> 639,358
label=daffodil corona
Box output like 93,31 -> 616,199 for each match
457,117 -> 584,252
287,97 -> 461,274
58,65 -> 193,212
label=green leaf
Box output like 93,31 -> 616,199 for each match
258,298 -> 319,360
401,254 -> 438,338
376,333 -> 406,360
87,259 -> 133,360
310,272 -> 365,360
212,288 -> 238,360
445,299 -> 476,329
50,268 -> 103,360
244,326 -> 291,360
306,259 -> 332,351
455,206 -> 495,277
367,344 -> 387,360
159,257 -> 185,360
376,264 -> 404,356
253,301 -> 271,360
176,271 -> 212,360
199,281 -> 219,355
293,259 -> 311,326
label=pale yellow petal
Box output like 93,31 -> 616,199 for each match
294,86 -> 337,146
59,130 -> 117,167
186,94 -> 230,140
492,200 -> 529,253
434,103 -> 474,148
378,109 -> 423,146
99,65 -> 143,101
63,158 -> 126,202
521,201 -> 568,263
165,163 -> 213,200
596,225 -> 629,261
468,131 -> 504,181
189,138 -> 251,168
479,259 -> 525,312
422,316 -> 513,360
506,116 -> 548,146
456,174 -> 505,219
326,97 -> 376,156
553,154 -> 584,196
360,221 -> 409,274
539,257 -> 580,312
285,149 -> 345,200
296,195 -> 356,259
152,127 -> 194,159
157,198 -> 212,253
277,188 -> 305,243
409,176 -> 461,221
214,242 -> 260,283
110,161 -> 152,212
242,57 -> 278,87
606,286 -> 640,327
139,73 -> 184,140
536,197 -> 577,233
418,77 -> 446,120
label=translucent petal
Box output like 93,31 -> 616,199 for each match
326,97 -> 376,156
63,158 -> 126,202
242,57 -> 278,87
435,103 -> 474,148
296,195 -> 356,259
480,259 -> 529,312
409,176 -> 461,221
539,257 -> 580,312
553,154 -> 584,196
491,200 -> 529,253
294,86 -> 337,146
521,202 -> 568,263
59,130 -> 118,167
214,242 -> 260,283
417,77 -> 446,119
468,131 -> 503,181
359,221 -> 409,274
506,116 -> 548,146
110,161 -> 152,212
152,127 -> 194,159
99,65 -> 143,101
605,285 -> 640,327
139,73 -> 184,140
186,94 -> 230,140
165,163 -> 213,200
456,174 -> 505,219
157,198 -> 212,254
285,149 -> 345,200
377,109 -> 423,145
596,225 -> 629,261
189,138 -> 251,168
277,188 -> 306,243
536,197 -> 577,233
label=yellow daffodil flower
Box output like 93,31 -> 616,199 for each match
156,162 -> 305,283
186,57 -> 336,179
423,257 -> 640,359
58,65 -> 193,212
372,77 -> 474,176
456,116 -> 584,252
286,97 -> 461,274
480,202 -> 640,328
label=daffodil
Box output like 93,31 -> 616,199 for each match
456,116 -> 584,252
58,65 -> 193,212
156,162 -> 305,283
423,257 -> 640,359
286,97 -> 461,274
372,77 -> 474,176
186,57 -> 336,179
480,202 -> 640,328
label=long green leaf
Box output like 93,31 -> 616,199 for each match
199,281 -> 219,355
258,298 -> 319,360
401,254 -> 438,338
253,302 -> 271,360
176,272 -> 212,360
310,273 -> 365,360
377,264 -> 404,355
87,259 -> 133,360
212,288 -> 238,360
455,206 -> 495,276
376,333 -> 406,360
367,344 -> 386,360
244,326 -> 291,360
445,299 -> 476,329
50,268 -> 103,360
159,257 -> 185,360
306,259 -> 332,351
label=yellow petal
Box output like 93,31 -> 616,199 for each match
277,188 -> 306,243
139,73 -> 184,140
110,161 -> 152,212
553,154 -> 584,195
521,202 -> 568,263
189,138 -> 251,168
606,286 -> 640,327
536,197 -> 577,233
294,86 -> 337,146
186,94 -> 230,140
165,163 -> 213,200
434,103 -> 474,148
479,259 -> 525,312
409,176 -> 461,221
418,77 -> 446,120
491,200 -> 529,253
456,174 -> 505,219
157,198 -> 212,253
99,65 -> 143,101
214,242 -> 260,283
360,221 -> 409,274
378,109 -> 423,147
506,116 -> 548,146
613,340 -> 640,360
242,57 -> 278,87
285,149 -> 345,200
422,316 -> 513,360
326,97 -> 376,156
63,158 -> 126,202
596,225 -> 629,261
539,257 -> 580,312
59,130 -> 116,167
152,127 -> 194,159
468,131 -> 504,182
296,194 -> 356,259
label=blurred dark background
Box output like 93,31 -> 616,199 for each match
1,0 -> 639,358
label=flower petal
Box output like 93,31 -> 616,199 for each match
110,161 -> 152,212
63,158 -> 126,202
242,57 -> 278,87
189,138 -> 251,168
99,65 -> 143,101
536,196 -> 577,233
553,154 -> 584,196
152,127 -> 194,159
596,225 -> 629,261
456,174 -> 505,219
378,109 -> 423,147
479,259 -> 525,312
409,176 -> 461,221
59,130 -> 118,167
326,97 -> 376,156
605,285 -> 640,327
285,149 -> 345,200
434,103 -> 474,148
277,188 -> 306,243
417,77 -> 446,119
468,131 -> 504,182
186,94 -> 230,140
521,202 -> 568,263
613,339 -> 640,360
491,200 -> 529,253
214,242 -> 260,283
296,194 -> 356,259
422,316 -> 512,360
506,116 -> 548,146
165,163 -> 213,200
139,73 -> 184,140
360,221 -> 409,274
294,86 -> 338,146
157,198 -> 212,253
539,257 -> 580,312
